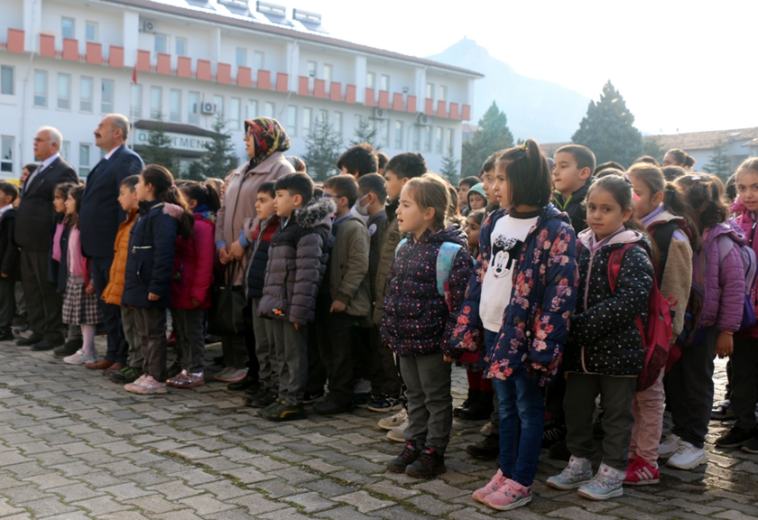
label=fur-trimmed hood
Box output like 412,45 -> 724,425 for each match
294,198 -> 336,229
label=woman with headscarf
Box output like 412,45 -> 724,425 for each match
213,118 -> 295,388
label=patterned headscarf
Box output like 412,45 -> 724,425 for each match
244,117 -> 291,170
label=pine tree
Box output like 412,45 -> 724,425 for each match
139,116 -> 176,171
572,81 -> 643,168
350,116 -> 380,150
460,101 -> 514,177
703,140 -> 732,182
440,154 -> 460,184
200,116 -> 238,179
642,136 -> 665,165
303,115 -> 343,181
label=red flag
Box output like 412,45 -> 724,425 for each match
132,67 -> 137,84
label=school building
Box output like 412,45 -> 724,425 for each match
0,0 -> 482,179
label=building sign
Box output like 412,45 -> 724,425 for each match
134,129 -> 215,153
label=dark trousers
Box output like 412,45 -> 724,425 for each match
369,325 -> 402,397
305,320 -> 327,395
545,369 -> 567,424
20,249 -> 63,340
90,256 -> 128,364
121,306 -> 143,370
173,308 -> 205,374
133,306 -> 167,382
223,294 -> 254,372
665,326 -> 717,448
0,277 -> 16,332
564,372 -> 637,470
272,320 -> 308,405
315,293 -> 358,407
730,336 -> 758,430
484,329 -> 501,436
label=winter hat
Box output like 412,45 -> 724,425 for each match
467,183 -> 487,206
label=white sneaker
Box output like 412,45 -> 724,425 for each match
378,408 -> 407,430
658,433 -> 681,458
386,419 -> 408,443
666,441 -> 707,470
63,349 -> 97,365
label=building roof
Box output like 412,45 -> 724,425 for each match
104,0 -> 485,78
745,138 -> 758,149
646,127 -> 758,151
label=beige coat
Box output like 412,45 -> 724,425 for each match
215,151 -> 295,284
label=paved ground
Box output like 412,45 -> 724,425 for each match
0,337 -> 756,520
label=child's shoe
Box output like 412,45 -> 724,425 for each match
623,457 -> 659,486
124,374 -> 148,393
577,463 -> 625,500
386,441 -> 420,473
63,349 -> 97,365
378,408 -> 407,430
170,371 -> 205,389
166,370 -> 188,388
367,395 -> 403,413
259,399 -> 306,421
666,441 -> 707,470
472,469 -> 507,503
405,447 -> 446,479
386,419 -> 409,443
546,456 -> 593,490
657,433 -> 681,458
132,375 -> 167,395
244,388 -> 277,408
483,478 -> 532,511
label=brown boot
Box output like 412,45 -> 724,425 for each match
85,359 -> 114,370
103,362 -> 125,375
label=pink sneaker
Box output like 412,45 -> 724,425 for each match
131,375 -> 167,395
124,374 -> 148,393
483,478 -> 532,511
623,457 -> 659,486
472,469 -> 508,503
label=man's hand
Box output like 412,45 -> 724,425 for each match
229,241 -> 245,260
443,355 -> 453,363
148,292 -> 160,301
715,332 -> 733,358
85,283 -> 96,295
219,245 -> 230,265
330,301 -> 347,313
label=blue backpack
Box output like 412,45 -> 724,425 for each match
395,238 -> 462,310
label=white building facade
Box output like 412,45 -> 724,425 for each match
0,0 -> 481,179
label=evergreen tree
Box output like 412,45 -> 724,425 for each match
303,115 -> 343,181
200,116 -> 238,179
703,140 -> 732,182
460,101 -> 514,177
184,161 -> 205,181
642,136 -> 665,165
572,81 -> 643,168
440,154 -> 460,184
139,116 -> 176,171
350,116 -> 380,150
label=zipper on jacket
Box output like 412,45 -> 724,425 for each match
132,245 -> 153,254
750,218 -> 757,248
583,248 -> 598,312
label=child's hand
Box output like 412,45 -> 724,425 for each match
293,323 -> 301,330
191,297 -> 201,308
85,283 -> 96,295
218,245 -> 230,265
715,332 -> 733,358
0,273 -> 7,278
443,355 -> 453,363
148,292 -> 160,301
229,241 -> 245,260
330,301 -> 346,313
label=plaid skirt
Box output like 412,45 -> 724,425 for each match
62,276 -> 103,325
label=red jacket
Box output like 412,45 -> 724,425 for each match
171,210 -> 215,310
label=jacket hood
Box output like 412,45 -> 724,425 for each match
578,227 -> 652,255
295,198 -> 336,229
555,177 -> 593,204
709,221 -> 745,246
162,203 -> 185,220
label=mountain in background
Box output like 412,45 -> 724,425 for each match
427,38 -> 591,143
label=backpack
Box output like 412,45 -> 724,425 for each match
733,217 -> 758,331
606,244 -> 676,392
395,238 -> 462,311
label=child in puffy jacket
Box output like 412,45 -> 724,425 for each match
382,174 -> 473,480
122,165 -> 195,395
165,181 -> 219,389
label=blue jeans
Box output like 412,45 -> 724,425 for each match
493,376 -> 545,487
91,256 -> 128,364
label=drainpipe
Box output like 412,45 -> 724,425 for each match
20,0 -> 39,167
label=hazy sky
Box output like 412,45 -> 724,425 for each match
290,0 -> 757,135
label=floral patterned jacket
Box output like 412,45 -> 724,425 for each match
451,203 -> 578,386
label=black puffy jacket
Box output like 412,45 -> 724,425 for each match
244,215 -> 279,299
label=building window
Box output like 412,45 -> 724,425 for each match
246,99 -> 258,120
57,74 -> 71,110
366,72 -> 375,89
150,86 -> 162,119
380,74 -> 389,92
439,85 -> 448,102
307,61 -> 317,78
236,48 -> 246,67
253,51 -> 264,71
85,21 -> 97,42
286,105 -> 297,137
101,79 -> 113,113
80,77 -> 93,112
333,112 -> 342,137
1,66 -> 13,95
302,107 -> 312,136
434,127 -> 443,153
154,34 -> 167,54
214,95 -> 224,118
188,91 -> 199,124
323,64 -> 332,85
423,126 -> 432,152
62,17 -> 75,39
170,89 -> 181,123
130,84 -> 142,119
354,114 -> 362,133
175,38 -> 186,56
230,97 -> 241,129
394,121 -> 403,149
0,136 -> 13,173
34,71 -> 47,107
264,102 -> 274,118
426,82 -> 434,99
318,109 -> 327,125
61,141 -> 70,161
79,144 -> 91,177
379,119 -> 389,148
413,126 -> 420,151
446,128 -> 454,156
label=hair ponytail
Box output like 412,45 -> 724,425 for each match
141,164 -> 195,239
666,148 -> 696,169
497,138 -> 552,208
675,174 -> 728,233
180,180 -> 222,213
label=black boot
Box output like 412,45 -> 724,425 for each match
453,389 -> 475,417
386,441 -> 420,473
406,448 -> 446,478
466,434 -> 499,460
458,390 -> 494,421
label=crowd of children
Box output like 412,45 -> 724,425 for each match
6,116 -> 758,511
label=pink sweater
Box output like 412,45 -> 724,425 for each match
67,228 -> 85,278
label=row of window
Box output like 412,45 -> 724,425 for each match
61,17 -> 98,42
22,69 -> 115,113
0,134 -> 98,177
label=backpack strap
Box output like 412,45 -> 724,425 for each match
649,221 -> 680,284
607,244 -> 639,292
394,237 -> 408,257
437,242 -> 463,310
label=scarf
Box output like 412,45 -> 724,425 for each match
244,117 -> 290,170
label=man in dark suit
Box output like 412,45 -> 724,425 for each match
77,114 -> 144,372
16,127 -> 79,350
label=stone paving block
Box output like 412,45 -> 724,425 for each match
407,494 -> 464,516
19,496 -> 78,517
148,480 -> 203,500
0,498 -> 24,517
227,492 -> 289,515
270,466 -> 320,485
124,494 -> 185,515
328,469 -> 380,486
314,505 -> 376,520
70,495 -> 133,515
24,472 -> 76,490
548,506 -> 621,520
258,506 -> 314,520
1,483 -> 50,503
333,490 -> 394,512
283,491 -> 337,513
153,510 -> 204,520
249,478 -> 302,499
167,468 -> 220,486
199,480 -> 254,500
100,512 -> 152,520
715,511 -> 758,520
412,478 -> 470,499
662,498 -> 726,515
178,492 -> 237,515
224,465 -> 274,484
611,506 -> 672,520
99,482 -> 155,501
50,483 -> 106,502
372,505 -> 436,520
